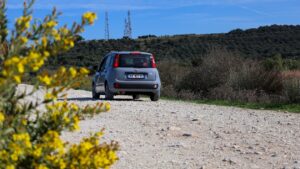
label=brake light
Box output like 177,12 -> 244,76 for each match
114,83 -> 120,88
130,51 -> 141,55
150,55 -> 156,68
113,54 -> 120,68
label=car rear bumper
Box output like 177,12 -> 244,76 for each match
109,80 -> 160,94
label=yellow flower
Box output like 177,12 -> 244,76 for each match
105,102 -> 111,111
17,62 -> 25,73
16,16 -> 32,29
59,67 -> 66,74
42,36 -> 48,47
80,141 -> 93,152
71,115 -> 80,131
69,67 -> 77,78
11,153 -> 18,161
21,119 -> 27,125
82,12 -> 97,25
32,147 -> 42,158
70,41 -> 74,48
63,116 -> 70,124
46,20 -> 57,28
70,103 -> 79,111
43,51 -> 50,57
95,131 -> 103,137
2,69 -> 8,76
13,75 -> 21,84
36,164 -> 48,169
12,133 -> 32,148
0,112 -> 4,123
4,56 -> 20,66
20,36 -> 28,44
59,160 -> 66,169
63,38 -> 74,49
79,67 -> 90,75
6,165 -> 15,169
51,29 -> 61,41
38,75 -> 52,86
60,27 -> 69,35
45,92 -> 57,101
28,51 -> 40,59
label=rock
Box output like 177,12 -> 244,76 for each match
192,119 -> 199,121
182,133 -> 192,137
167,126 -> 181,131
168,142 -> 186,148
254,151 -> 263,155
232,145 -> 240,149
223,158 -> 236,165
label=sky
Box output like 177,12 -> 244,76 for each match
6,0 -> 300,40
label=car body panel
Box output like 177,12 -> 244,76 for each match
92,51 -> 161,97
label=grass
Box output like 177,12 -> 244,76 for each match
162,97 -> 300,113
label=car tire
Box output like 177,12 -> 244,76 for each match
150,93 -> 159,101
92,84 -> 100,99
105,84 -> 114,100
132,94 -> 140,100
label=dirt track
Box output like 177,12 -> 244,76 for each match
19,84 -> 300,169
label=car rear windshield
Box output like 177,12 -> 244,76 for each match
119,54 -> 152,68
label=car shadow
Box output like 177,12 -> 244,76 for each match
57,97 -> 144,102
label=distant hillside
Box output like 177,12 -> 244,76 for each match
48,25 -> 300,69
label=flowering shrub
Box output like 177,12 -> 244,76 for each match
0,1 -> 118,168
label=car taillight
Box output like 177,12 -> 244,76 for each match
130,51 -> 141,55
114,83 -> 120,88
113,54 -> 120,68
150,55 -> 156,68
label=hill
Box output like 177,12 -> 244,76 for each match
48,25 -> 300,69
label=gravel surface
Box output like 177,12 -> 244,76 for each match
19,84 -> 300,169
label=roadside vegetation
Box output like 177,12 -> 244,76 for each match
0,1 -> 118,168
41,20 -> 300,113
159,49 -> 300,113
65,46 -> 299,112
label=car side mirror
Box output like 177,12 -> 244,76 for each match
88,65 -> 98,74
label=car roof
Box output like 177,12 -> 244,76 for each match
109,51 -> 152,55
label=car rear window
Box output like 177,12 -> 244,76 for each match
119,54 -> 152,68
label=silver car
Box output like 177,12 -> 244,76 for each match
92,51 -> 161,101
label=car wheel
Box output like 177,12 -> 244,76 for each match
105,84 -> 114,100
92,84 -> 100,99
150,93 -> 159,101
132,94 -> 140,100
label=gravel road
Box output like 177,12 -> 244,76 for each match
19,84 -> 300,169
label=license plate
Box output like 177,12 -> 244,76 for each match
127,74 -> 145,79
